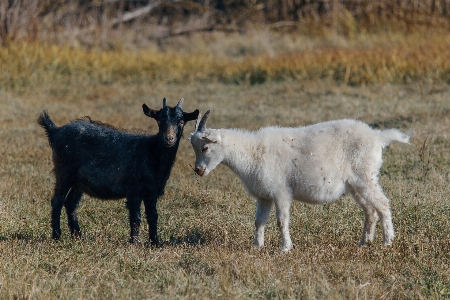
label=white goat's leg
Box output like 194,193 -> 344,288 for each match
360,207 -> 379,246
362,185 -> 395,246
351,192 -> 379,246
274,196 -> 293,252
254,199 -> 273,249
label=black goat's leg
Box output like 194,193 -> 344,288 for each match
126,197 -> 142,244
144,199 -> 159,247
64,187 -> 82,238
51,184 -> 72,240
51,194 -> 64,240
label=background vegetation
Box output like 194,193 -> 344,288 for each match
0,0 -> 449,299
2,0 -> 450,43
1,0 -> 450,88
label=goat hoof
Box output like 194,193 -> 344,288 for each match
71,231 -> 82,239
281,244 -> 293,253
145,240 -> 161,248
52,232 -> 61,241
129,236 -> 141,244
358,240 -> 374,247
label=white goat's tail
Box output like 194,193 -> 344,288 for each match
379,129 -> 412,148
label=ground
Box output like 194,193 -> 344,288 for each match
0,80 -> 449,299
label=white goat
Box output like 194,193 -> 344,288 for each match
190,111 -> 411,252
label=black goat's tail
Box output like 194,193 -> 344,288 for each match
37,111 -> 58,144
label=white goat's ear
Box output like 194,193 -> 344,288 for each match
201,132 -> 221,143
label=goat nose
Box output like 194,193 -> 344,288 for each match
194,166 -> 205,176
165,135 -> 174,142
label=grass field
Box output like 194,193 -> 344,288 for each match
0,75 -> 449,298
1,31 -> 450,92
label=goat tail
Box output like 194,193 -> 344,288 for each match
379,128 -> 412,148
37,111 -> 58,143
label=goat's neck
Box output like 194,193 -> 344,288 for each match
155,135 -> 180,177
219,129 -> 259,178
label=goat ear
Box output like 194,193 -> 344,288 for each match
184,109 -> 199,123
194,111 -> 202,132
202,132 -> 220,143
142,104 -> 158,119
162,97 -> 167,107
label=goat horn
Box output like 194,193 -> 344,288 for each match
194,111 -> 202,132
162,97 -> 167,107
197,110 -> 210,132
177,98 -> 184,108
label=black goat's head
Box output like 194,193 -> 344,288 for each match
143,98 -> 199,147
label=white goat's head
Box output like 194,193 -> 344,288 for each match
190,110 -> 223,176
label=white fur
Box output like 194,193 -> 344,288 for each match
190,118 -> 411,252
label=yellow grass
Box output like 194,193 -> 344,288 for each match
1,31 -> 450,91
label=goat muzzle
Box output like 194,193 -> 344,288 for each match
162,126 -> 177,147
194,166 -> 205,176
162,133 -> 177,147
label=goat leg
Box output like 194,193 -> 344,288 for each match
127,197 -> 142,244
64,187 -> 82,238
144,199 -> 160,247
51,193 -> 66,240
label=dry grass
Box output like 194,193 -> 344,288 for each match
0,76 -> 449,298
1,30 -> 450,92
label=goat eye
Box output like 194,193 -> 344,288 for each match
202,146 -> 209,153
179,120 -> 184,127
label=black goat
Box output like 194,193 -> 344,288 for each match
38,98 -> 199,245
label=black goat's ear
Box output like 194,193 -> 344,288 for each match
184,109 -> 200,122
142,103 -> 158,119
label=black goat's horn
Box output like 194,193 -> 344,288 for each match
194,112 -> 201,132
163,97 -> 167,107
197,110 -> 210,132
177,98 -> 184,108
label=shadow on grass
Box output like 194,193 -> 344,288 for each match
0,228 -> 226,249
165,228 -> 222,247
0,231 -> 48,243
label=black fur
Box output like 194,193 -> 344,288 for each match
38,98 -> 199,245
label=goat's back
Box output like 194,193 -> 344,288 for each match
257,119 -> 408,154
49,119 -> 157,163
257,119 -> 384,155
